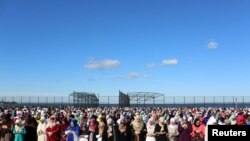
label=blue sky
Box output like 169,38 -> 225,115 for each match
0,0 -> 250,97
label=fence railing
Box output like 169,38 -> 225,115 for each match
1,96 -> 250,107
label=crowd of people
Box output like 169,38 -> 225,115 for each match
0,106 -> 249,141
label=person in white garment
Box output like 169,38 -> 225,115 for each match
37,116 -> 47,141
168,118 -> 179,141
146,118 -> 156,141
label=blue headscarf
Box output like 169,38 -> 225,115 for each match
70,118 -> 78,126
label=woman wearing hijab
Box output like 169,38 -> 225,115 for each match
88,117 -> 98,141
13,118 -> 26,141
167,118 -> 179,141
46,116 -> 61,141
79,116 -> 88,141
117,118 -> 130,141
107,118 -> 117,141
155,117 -> 168,141
65,118 -> 80,141
191,118 -> 205,141
177,119 -> 192,141
130,115 -> 147,141
146,118 -> 156,141
0,113 -> 13,141
37,116 -> 47,141
97,116 -> 107,141
61,118 -> 69,141
79,112 -> 88,137
24,116 -> 38,141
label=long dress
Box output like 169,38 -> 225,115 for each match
130,121 -> 147,141
107,124 -> 118,141
154,123 -> 168,141
79,120 -> 88,140
46,124 -> 61,141
65,125 -> 80,141
117,124 -> 130,141
37,122 -> 47,141
146,124 -> 156,141
167,124 -> 179,141
13,125 -> 26,141
191,124 -> 205,141
0,120 -> 13,141
24,124 -> 37,141
177,122 -> 192,141
88,122 -> 98,141
61,119 -> 69,141
97,122 -> 107,141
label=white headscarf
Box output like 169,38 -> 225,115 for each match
146,118 -> 155,134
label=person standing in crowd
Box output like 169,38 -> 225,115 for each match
46,116 -> 60,141
146,118 -> 156,141
131,114 -> 147,141
79,112 -> 88,134
13,118 -> 26,141
1,112 -> 13,141
237,112 -> 246,125
191,118 -> 205,141
107,118 -> 117,141
168,118 -> 179,141
205,113 -> 217,141
155,117 -> 168,141
178,119 -> 192,141
117,118 -> 130,141
151,110 -> 158,122
61,117 -> 69,141
37,116 -> 47,141
65,118 -> 80,141
97,116 -> 107,141
246,113 -> 250,125
24,116 -> 38,141
88,117 -> 98,141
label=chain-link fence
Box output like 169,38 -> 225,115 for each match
0,96 -> 250,107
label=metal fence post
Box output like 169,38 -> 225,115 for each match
54,97 -> 55,106
29,96 -> 31,106
137,95 -> 139,107
243,96 -> 245,108
223,96 -> 225,108
194,96 -> 195,107
68,96 -> 70,106
203,96 -> 205,108
144,95 -> 146,107
108,96 -> 110,107
164,95 -> 165,106
184,96 -> 186,106
213,96 -> 215,107
38,96 -> 40,106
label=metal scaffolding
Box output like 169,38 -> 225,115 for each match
69,91 -> 99,107
128,92 -> 165,107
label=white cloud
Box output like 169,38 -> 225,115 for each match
128,72 -> 140,79
84,59 -> 120,70
207,40 -> 218,49
146,63 -> 157,68
143,74 -> 151,79
162,59 -> 178,65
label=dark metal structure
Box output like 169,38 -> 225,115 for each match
69,91 -> 99,107
128,92 -> 165,107
119,90 -> 130,107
